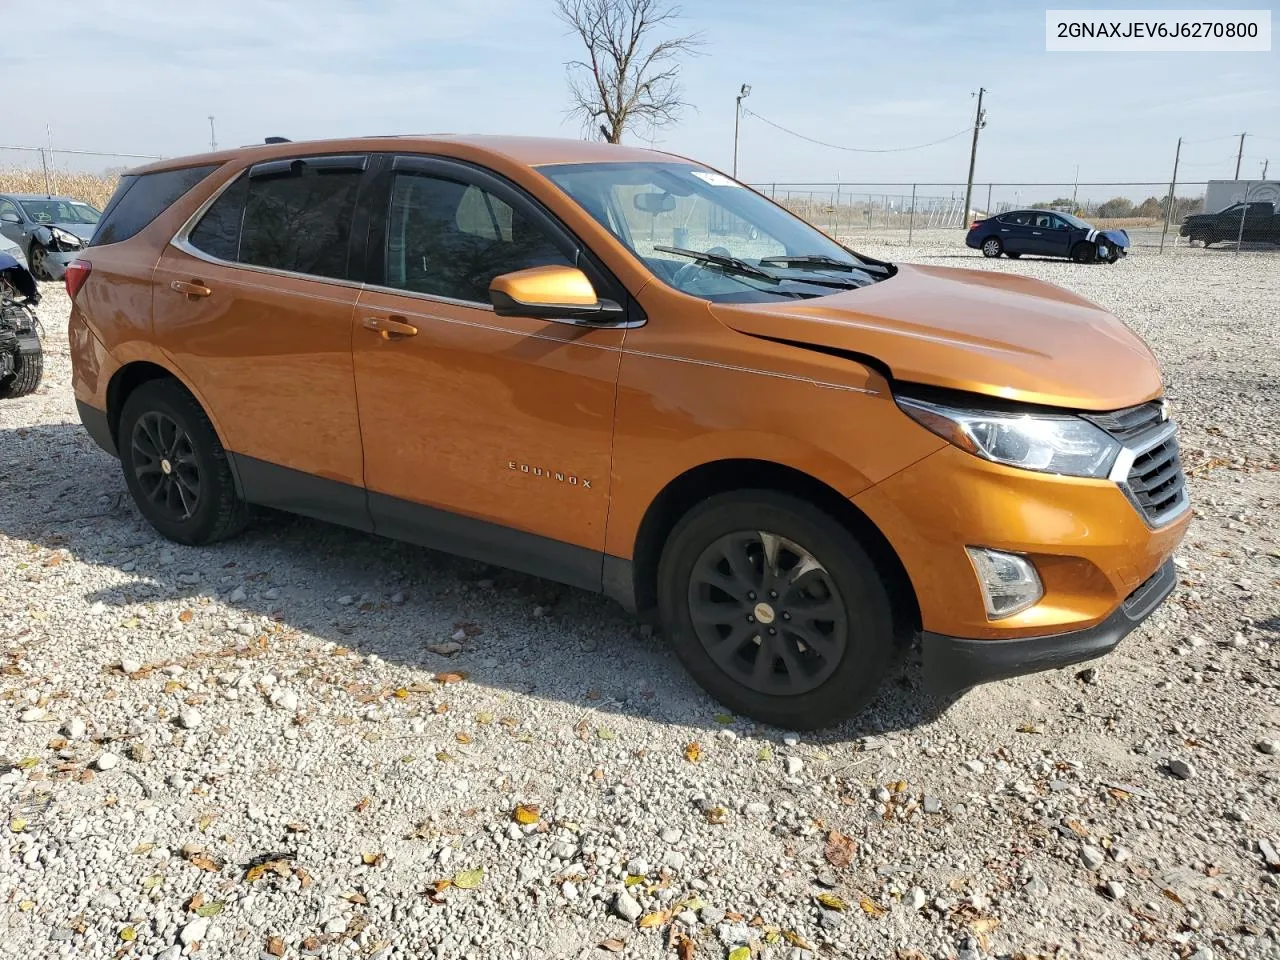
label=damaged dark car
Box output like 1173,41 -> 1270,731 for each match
0,250 -> 43,398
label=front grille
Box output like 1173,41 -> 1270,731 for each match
1090,401 -> 1189,527
1083,401 -> 1163,442
1125,434 -> 1186,525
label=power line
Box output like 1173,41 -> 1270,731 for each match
740,107 -> 971,154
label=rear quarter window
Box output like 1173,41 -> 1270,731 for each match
90,164 -> 219,247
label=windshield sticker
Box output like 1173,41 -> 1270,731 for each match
690,171 -> 741,188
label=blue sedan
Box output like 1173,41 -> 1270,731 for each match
966,209 -> 1128,263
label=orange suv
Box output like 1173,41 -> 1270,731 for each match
67,136 -> 1189,728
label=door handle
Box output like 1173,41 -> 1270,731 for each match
362,315 -> 419,339
1031,231 -> 1042,236
171,279 -> 212,298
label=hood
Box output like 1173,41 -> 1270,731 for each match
48,221 -> 97,242
1098,228 -> 1129,247
708,263 -> 1163,411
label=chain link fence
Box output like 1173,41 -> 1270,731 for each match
750,181 -> 1220,249
0,146 -> 159,209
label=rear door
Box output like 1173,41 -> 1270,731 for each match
996,211 -> 1033,253
152,154 -> 375,528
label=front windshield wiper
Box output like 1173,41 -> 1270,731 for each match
760,254 -> 889,275
653,245 -> 780,284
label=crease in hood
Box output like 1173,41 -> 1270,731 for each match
707,263 -> 1163,411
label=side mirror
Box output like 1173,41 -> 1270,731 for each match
489,265 -> 624,326
0,212 -> 21,224
633,191 -> 676,214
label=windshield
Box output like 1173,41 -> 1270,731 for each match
540,161 -> 887,303
19,199 -> 101,225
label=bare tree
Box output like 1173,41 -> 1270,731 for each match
557,0 -> 702,144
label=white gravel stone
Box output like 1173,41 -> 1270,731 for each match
178,707 -> 203,729
179,917 -> 210,945
94,751 -> 119,771
614,891 -> 642,922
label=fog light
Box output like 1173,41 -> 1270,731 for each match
965,547 -> 1043,619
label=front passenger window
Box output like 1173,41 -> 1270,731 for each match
385,173 -> 572,303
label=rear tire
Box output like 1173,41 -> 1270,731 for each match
657,491 -> 896,730
981,237 -> 1003,258
1071,241 -> 1096,264
118,379 -> 249,545
0,343 -> 42,398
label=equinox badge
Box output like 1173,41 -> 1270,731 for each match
508,460 -> 593,490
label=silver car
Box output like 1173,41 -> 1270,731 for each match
0,193 -> 101,280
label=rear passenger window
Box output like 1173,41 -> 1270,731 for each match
186,157 -> 365,281
90,164 -> 218,247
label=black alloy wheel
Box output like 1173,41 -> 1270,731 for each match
118,378 -> 249,545
1071,241 -> 1096,263
657,491 -> 897,729
981,237 -> 1002,258
687,530 -> 847,696
131,410 -> 202,521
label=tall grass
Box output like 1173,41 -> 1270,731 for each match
0,170 -> 119,209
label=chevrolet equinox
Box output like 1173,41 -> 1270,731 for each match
67,136 -> 1190,728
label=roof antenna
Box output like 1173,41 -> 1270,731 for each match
264,136 -> 291,144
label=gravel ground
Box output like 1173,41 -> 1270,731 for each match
2,242 -> 1278,960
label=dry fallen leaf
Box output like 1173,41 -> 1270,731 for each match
637,910 -> 669,929
1161,888 -> 1185,906
434,671 -> 467,684
727,947 -> 750,960
675,935 -> 696,960
704,806 -> 729,825
195,901 -> 224,918
816,893 -> 848,911
119,926 -> 136,942
452,868 -> 484,889
1064,819 -> 1089,837
265,936 -> 285,957
513,804 -> 540,825
598,938 -> 626,953
354,796 -> 371,813
683,741 -> 702,763
824,829 -> 855,868
859,896 -> 887,918
455,732 -> 473,744
179,609 -> 194,623
970,917 -> 999,934
362,852 -> 384,866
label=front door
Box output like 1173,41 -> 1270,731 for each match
352,156 -> 626,589
1026,212 -> 1071,257
151,154 -> 374,528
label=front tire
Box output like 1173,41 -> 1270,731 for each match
118,379 -> 249,545
27,242 -> 52,281
1071,241 -> 1096,263
1005,252 -> 1021,259
0,342 -> 41,399
981,237 -> 1003,258
657,491 -> 896,729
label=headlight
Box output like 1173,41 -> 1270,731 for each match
897,394 -> 1121,478
50,227 -> 84,250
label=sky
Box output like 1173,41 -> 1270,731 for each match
5,0 -> 1278,187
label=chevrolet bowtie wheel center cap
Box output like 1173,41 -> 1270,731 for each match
160,459 -> 172,475
753,602 -> 776,625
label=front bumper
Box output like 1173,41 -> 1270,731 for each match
41,249 -> 79,280
921,557 -> 1175,694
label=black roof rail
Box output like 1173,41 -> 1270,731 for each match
264,137 -> 292,144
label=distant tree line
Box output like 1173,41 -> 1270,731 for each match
1030,195 -> 1203,222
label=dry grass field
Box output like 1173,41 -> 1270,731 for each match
0,170 -> 118,209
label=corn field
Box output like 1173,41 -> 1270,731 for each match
0,170 -> 119,209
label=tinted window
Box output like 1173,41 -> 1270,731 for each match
188,175 -> 250,261
237,164 -> 362,279
386,172 -> 571,302
1000,212 -> 1031,225
90,164 -> 218,247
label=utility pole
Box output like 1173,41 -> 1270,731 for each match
961,87 -> 986,229
1262,159 -> 1269,179
208,116 -> 217,152
1159,136 -> 1181,254
1234,132 -> 1245,179
1072,164 -> 1080,207
733,83 -> 751,179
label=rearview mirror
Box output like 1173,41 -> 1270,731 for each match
633,191 -> 676,214
0,212 -> 20,224
489,265 -> 624,326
